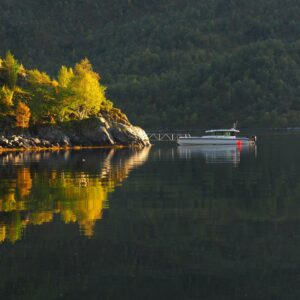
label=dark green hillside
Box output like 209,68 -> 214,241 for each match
1,0 -> 300,128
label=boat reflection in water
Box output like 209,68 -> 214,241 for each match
178,144 -> 256,165
0,147 -> 150,243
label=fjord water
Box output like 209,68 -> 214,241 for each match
0,135 -> 300,300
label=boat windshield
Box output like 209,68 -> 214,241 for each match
210,131 -> 236,136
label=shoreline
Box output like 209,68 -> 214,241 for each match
0,144 -> 150,153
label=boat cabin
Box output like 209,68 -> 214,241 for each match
204,129 -> 240,137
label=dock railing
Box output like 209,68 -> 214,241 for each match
147,132 -> 191,142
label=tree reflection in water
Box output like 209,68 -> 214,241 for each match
0,148 -> 150,243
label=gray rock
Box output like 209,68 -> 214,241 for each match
37,126 -> 70,146
12,135 -> 19,142
41,140 -> 51,147
0,114 -> 150,149
12,141 -> 19,147
31,138 -> 41,145
21,140 -> 32,149
70,117 -> 115,145
0,138 -> 9,146
109,122 -> 150,146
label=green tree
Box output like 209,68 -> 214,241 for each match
0,52 -> 26,114
27,69 -> 57,122
2,51 -> 21,90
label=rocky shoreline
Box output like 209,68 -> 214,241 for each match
0,116 -> 150,150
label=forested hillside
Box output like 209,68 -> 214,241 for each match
1,0 -> 300,128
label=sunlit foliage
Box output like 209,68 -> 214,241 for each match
0,52 -> 114,124
0,85 -> 14,108
54,59 -> 108,120
16,102 -> 31,128
57,66 -> 74,88
27,69 -> 59,122
0,52 -> 26,114
68,58 -> 107,119
2,51 -> 21,90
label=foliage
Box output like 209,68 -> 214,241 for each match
15,102 -> 31,128
2,0 -> 300,127
67,58 -> 107,119
0,52 -> 25,115
26,69 -> 59,122
1,51 -> 21,90
0,53 -> 113,125
57,66 -> 74,88
0,85 -> 14,108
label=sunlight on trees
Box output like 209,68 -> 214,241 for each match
0,85 -> 14,107
16,102 -> 31,128
0,52 -> 113,125
2,51 -> 21,90
57,66 -> 74,88
69,58 -> 107,119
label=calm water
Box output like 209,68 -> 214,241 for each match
0,134 -> 300,300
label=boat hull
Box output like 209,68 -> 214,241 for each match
177,137 -> 251,145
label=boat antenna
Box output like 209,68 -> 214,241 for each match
233,121 -> 238,129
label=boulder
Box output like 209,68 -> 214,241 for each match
108,122 -> 150,146
36,126 -> 71,146
41,140 -> 51,147
31,138 -> 41,145
69,117 -> 115,146
0,137 -> 9,147
12,135 -> 19,142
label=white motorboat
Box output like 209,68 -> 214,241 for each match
177,128 -> 256,146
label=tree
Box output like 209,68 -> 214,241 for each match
2,51 -> 21,90
16,102 -> 31,128
1,54 -> 113,124
0,85 -> 14,108
0,52 -> 25,113
27,69 -> 57,122
57,66 -> 74,88
68,58 -> 107,119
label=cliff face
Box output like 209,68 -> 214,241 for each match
0,113 -> 150,149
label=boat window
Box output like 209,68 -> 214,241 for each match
210,131 -> 236,136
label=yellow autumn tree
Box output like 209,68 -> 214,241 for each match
57,65 -> 74,88
69,58 -> 107,119
16,101 -> 31,128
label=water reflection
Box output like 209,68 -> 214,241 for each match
178,144 -> 256,164
0,148 -> 150,243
